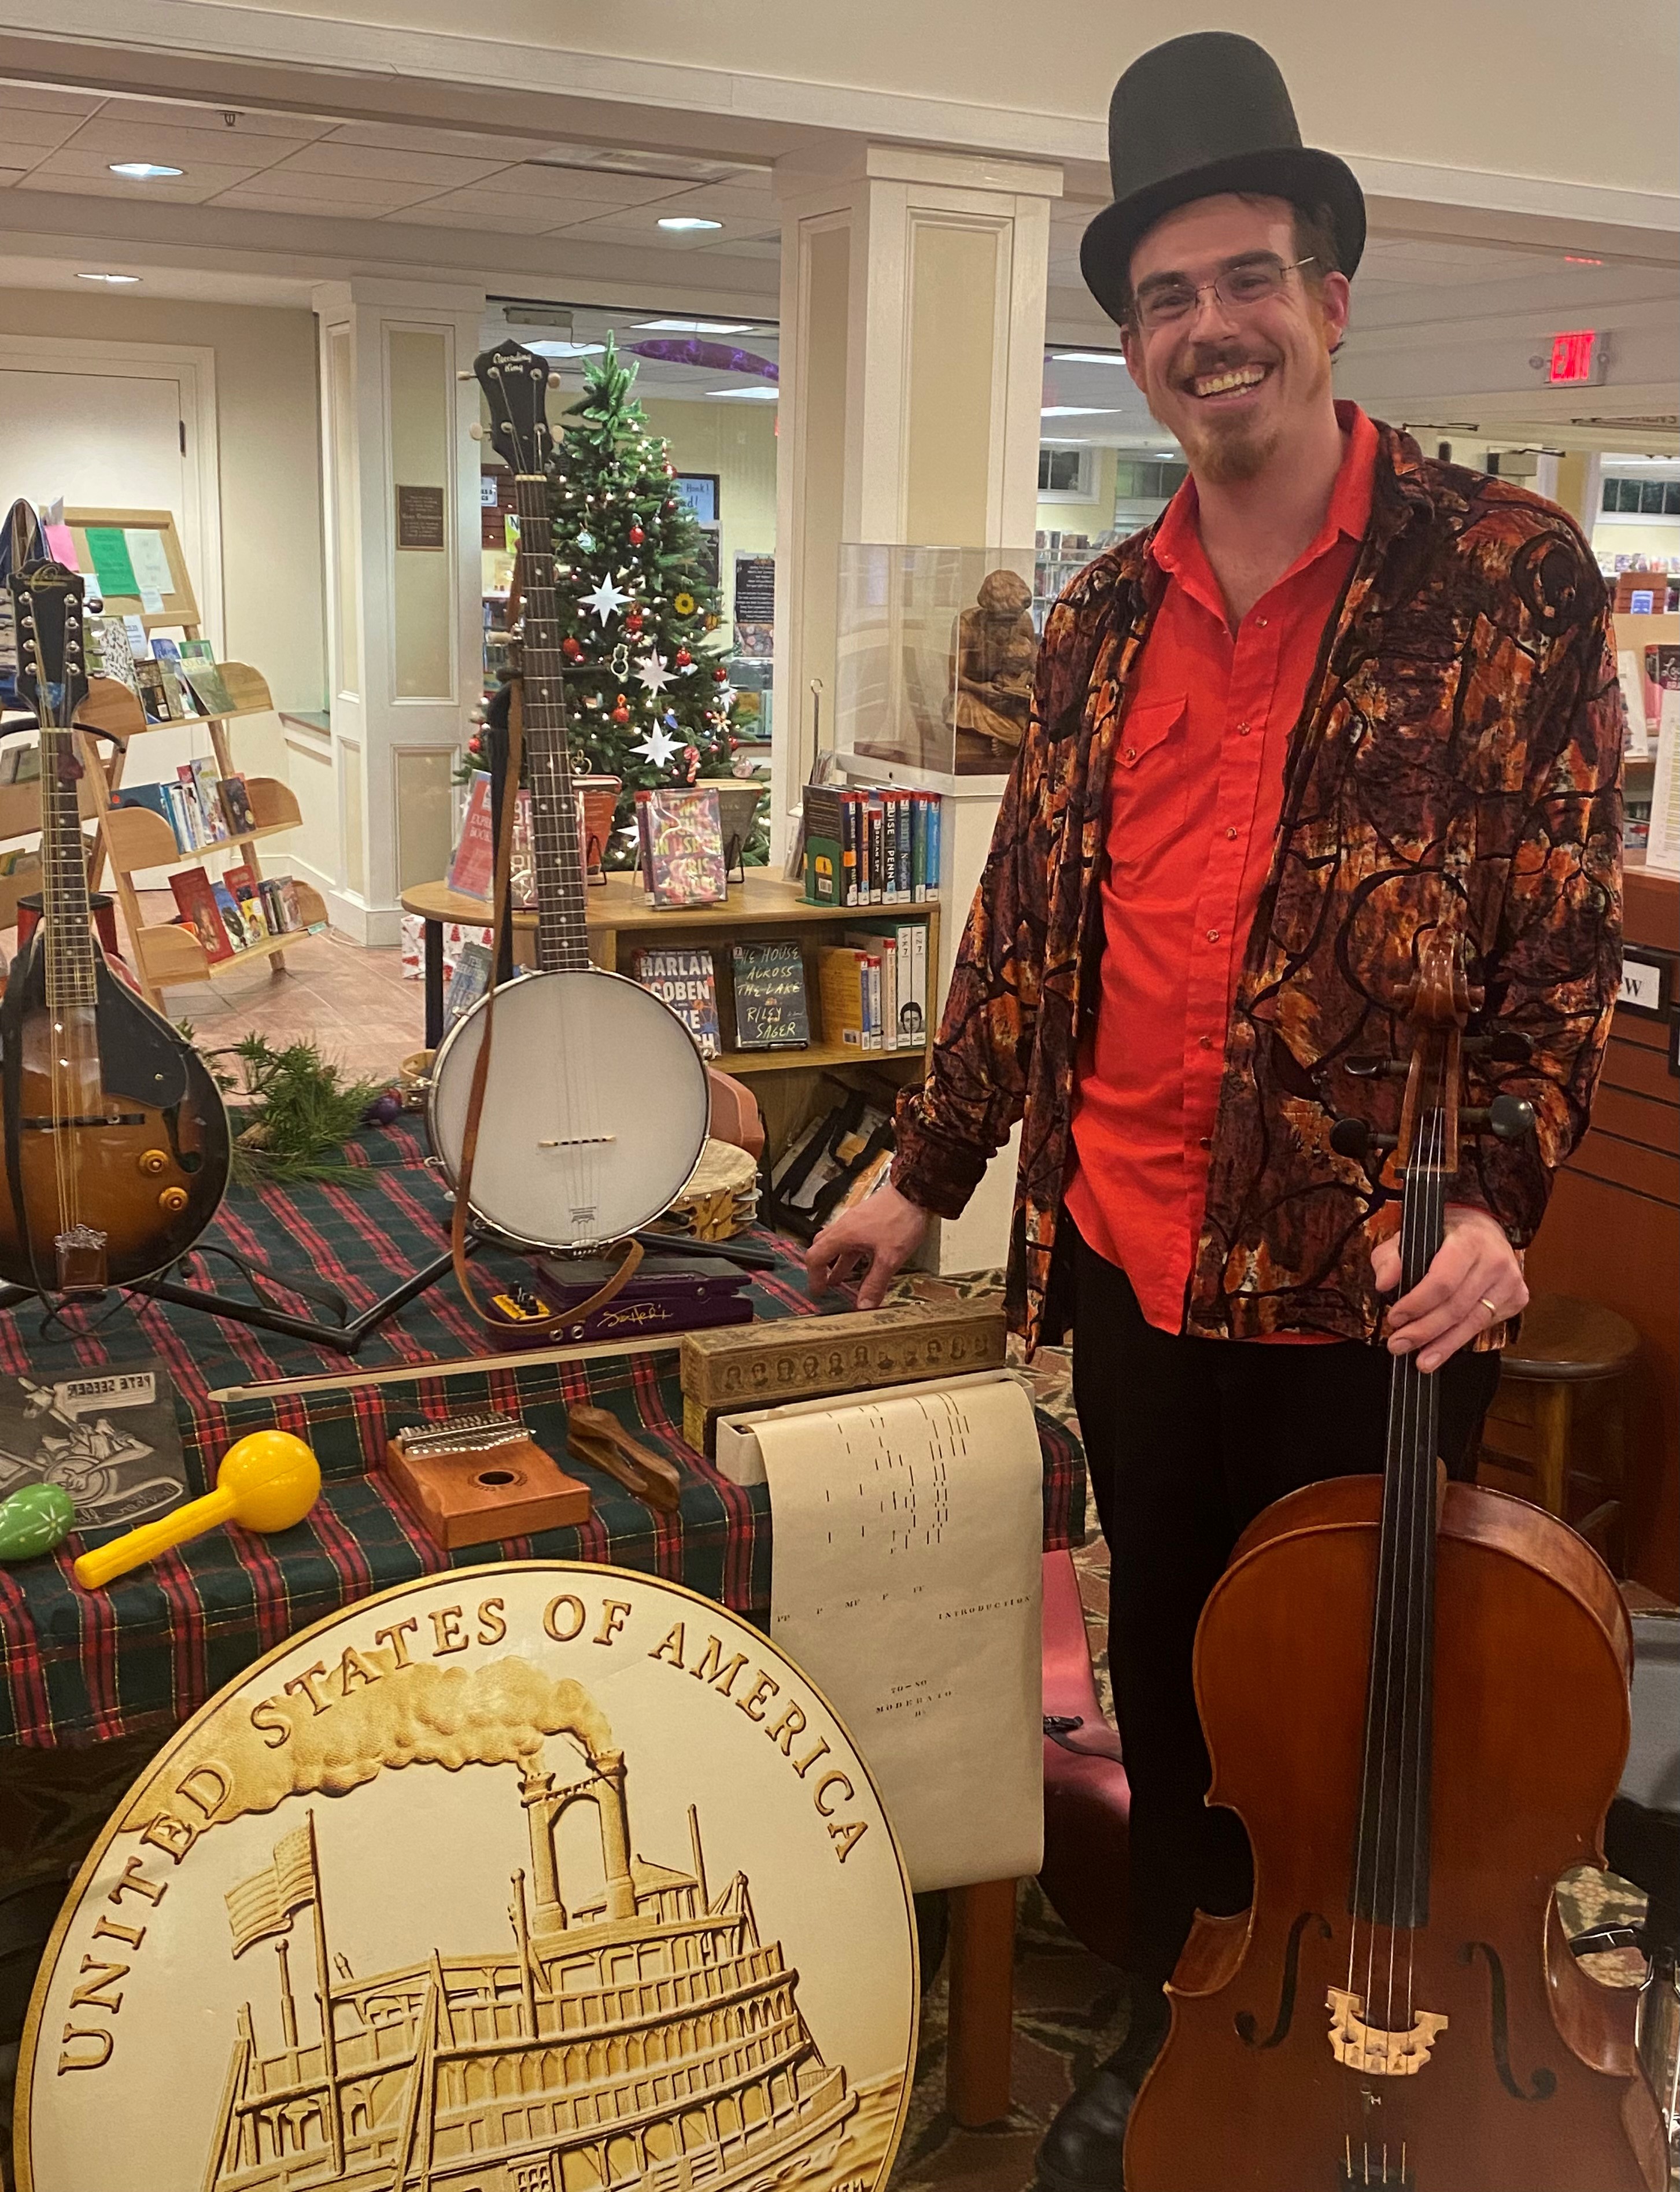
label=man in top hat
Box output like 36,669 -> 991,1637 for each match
807,28 -> 1622,2186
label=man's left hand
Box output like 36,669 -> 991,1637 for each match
1373,1204 -> 1527,1374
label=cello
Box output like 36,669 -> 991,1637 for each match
1124,932 -> 1666,2191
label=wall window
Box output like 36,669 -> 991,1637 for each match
1038,445 -> 1094,497
1603,477 -> 1680,516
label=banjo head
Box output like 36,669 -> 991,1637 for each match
429,967 -> 710,1250
19,1564 -> 919,2192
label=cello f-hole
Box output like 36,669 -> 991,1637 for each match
1234,1909 -> 1332,2049
1459,1940 -> 1559,2102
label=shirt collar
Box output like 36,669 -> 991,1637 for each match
1150,400 -> 1378,612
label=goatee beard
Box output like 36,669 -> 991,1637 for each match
1188,418 -> 1282,485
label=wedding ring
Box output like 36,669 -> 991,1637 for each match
1479,1296 -> 1500,1319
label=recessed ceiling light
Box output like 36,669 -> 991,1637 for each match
635,319 -> 758,335
76,271 -> 142,285
706,386 -> 778,400
109,161 -> 183,180
1042,406 -> 1118,418
657,216 -> 723,233
1051,351 -> 1128,365
1564,254 -> 1604,266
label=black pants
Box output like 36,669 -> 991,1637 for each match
1069,1222 -> 1502,1986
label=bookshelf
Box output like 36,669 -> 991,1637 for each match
51,509 -> 308,1009
401,869 -> 940,1164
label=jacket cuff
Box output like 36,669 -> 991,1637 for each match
889,1112 -> 989,1222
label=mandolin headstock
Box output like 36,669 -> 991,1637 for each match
9,560 -> 88,729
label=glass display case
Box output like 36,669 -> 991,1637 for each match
836,544 -> 1036,783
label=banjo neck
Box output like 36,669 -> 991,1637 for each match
511,469 -> 591,977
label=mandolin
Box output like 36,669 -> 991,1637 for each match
427,341 -> 710,1253
0,561 -> 230,1296
1124,932 -> 1665,2191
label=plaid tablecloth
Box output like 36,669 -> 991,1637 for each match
0,1130 -> 1083,1748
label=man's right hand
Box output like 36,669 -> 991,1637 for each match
805,1182 -> 931,1309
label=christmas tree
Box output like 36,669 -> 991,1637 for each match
543,337 -> 740,862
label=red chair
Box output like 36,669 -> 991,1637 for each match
1040,1547 -> 1132,1968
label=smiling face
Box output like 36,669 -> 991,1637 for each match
1118,193 -> 1350,486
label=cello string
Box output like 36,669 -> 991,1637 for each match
1363,1088 -> 1426,2047
1387,1104 -> 1437,2042
1402,1112 -> 1448,2046
1382,1107 -> 1427,2039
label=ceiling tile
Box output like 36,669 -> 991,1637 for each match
15,168 -> 240,204
0,103 -> 93,150
0,84 -> 101,114
208,174 -> 442,213
644,182 -> 785,224
379,193 -> 564,234
88,97 -> 332,139
263,139 -> 512,187
323,119 -> 559,162
508,163 -> 696,207
55,116 -> 295,170
696,236 -> 782,263
23,145 -> 269,187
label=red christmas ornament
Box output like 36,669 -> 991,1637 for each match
626,607 -> 644,633
629,522 -> 645,546
675,647 -> 692,668
562,636 -> 583,661
712,665 -> 728,683
612,694 -> 632,726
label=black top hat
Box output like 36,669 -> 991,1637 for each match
1081,32 -> 1365,325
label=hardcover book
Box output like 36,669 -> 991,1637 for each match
168,866 -> 233,962
631,945 -> 721,1058
213,881 -> 253,952
731,939 -> 810,1051
133,660 -> 175,724
182,660 -> 238,717
636,786 -> 728,909
0,1359 -> 187,1530
447,772 -> 495,901
218,773 -> 257,835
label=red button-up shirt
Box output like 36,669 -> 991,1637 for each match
1066,403 -> 1379,1333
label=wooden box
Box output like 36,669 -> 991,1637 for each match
681,1300 -> 1008,1453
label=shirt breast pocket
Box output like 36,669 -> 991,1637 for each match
1107,694 -> 1191,874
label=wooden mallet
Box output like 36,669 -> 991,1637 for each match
73,1431 -> 322,1589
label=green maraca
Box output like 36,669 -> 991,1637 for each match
0,1483 -> 77,1562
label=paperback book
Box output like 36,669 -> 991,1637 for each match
168,866 -> 233,962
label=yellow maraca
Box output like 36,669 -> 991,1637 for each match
73,1431 -> 321,1590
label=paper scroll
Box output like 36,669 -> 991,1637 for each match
755,1373 -> 1044,1892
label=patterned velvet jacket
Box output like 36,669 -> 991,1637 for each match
892,420 -> 1624,1355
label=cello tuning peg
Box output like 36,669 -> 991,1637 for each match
1345,1054 -> 1408,1080
1488,1094 -> 1537,1142
1487,1029 -> 1534,1064
1330,1117 -> 1372,1158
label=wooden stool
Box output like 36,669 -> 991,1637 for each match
1477,1293 -> 1640,1572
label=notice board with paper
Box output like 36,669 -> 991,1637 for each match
64,507 -> 200,629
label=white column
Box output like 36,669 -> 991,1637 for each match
771,146 -> 1059,1274
307,279 -> 485,944
770,144 -> 1059,852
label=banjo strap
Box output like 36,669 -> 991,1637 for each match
448,671 -> 644,1336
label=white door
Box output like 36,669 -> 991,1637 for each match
0,343 -> 221,883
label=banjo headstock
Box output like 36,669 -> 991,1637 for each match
474,340 -> 555,477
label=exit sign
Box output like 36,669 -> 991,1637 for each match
1547,330 -> 1601,385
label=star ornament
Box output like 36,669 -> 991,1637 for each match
578,574 -> 632,625
635,724 -> 682,770
634,651 -> 674,695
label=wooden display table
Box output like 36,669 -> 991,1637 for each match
403,870 -> 941,1158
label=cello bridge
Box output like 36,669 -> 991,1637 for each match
1327,1987 -> 1448,2076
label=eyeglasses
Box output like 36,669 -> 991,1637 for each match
1133,256 -> 1317,334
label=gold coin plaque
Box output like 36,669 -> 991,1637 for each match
19,1564 -> 918,2192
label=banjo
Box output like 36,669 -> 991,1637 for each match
428,341 -> 710,1253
